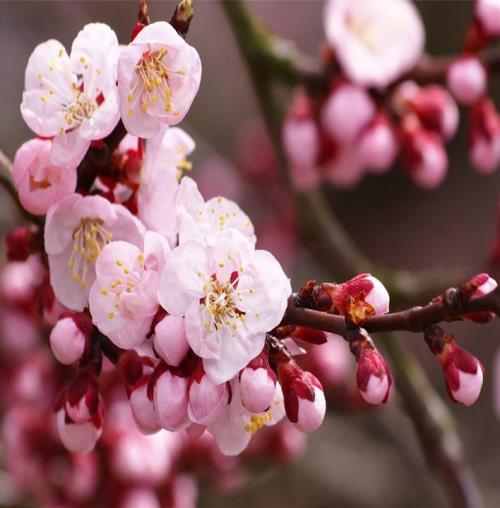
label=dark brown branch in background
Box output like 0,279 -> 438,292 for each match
282,286 -> 500,336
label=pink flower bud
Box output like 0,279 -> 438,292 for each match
187,363 -> 228,425
447,56 -> 487,106
401,116 -> 448,189
465,273 -> 498,323
330,273 -> 390,320
353,332 -> 392,405
441,344 -> 484,406
55,375 -> 104,453
49,314 -> 91,365
469,99 -> 500,174
476,0 -> 500,37
283,91 -> 321,191
359,114 -> 398,174
130,381 -> 161,434
152,366 -> 189,431
154,315 -> 190,367
56,409 -> 102,454
239,356 -> 277,413
411,85 -> 459,141
275,357 -> 326,433
321,83 -> 375,144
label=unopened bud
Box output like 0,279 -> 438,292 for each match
50,313 -> 91,365
187,362 -> 228,425
274,355 -> 326,433
154,315 -> 190,367
351,330 -> 392,405
239,355 -> 277,413
447,56 -> 487,106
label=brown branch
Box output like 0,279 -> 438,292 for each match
282,286 -> 500,336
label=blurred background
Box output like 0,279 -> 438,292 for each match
1,1 -> 500,507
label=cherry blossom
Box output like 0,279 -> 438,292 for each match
12,138 -> 76,215
158,230 -> 291,384
45,193 -> 145,311
323,0 -> 424,88
21,23 -> 120,167
89,231 -> 170,348
118,21 -> 202,137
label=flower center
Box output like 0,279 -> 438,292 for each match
67,218 -> 113,290
64,91 -> 97,128
346,13 -> 377,51
127,48 -> 186,117
244,412 -> 272,434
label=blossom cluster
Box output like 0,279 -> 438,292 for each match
9,19 -> 339,460
283,0 -> 500,191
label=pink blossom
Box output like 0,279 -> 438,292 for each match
359,114 -> 398,174
44,193 -> 144,311
118,21 -> 202,138
209,380 -> 285,456
239,355 -> 276,414
321,83 -> 375,143
89,231 -> 169,349
21,24 -> 120,167
176,177 -> 256,247
138,127 -> 194,245
158,230 -> 291,384
476,0 -> 500,37
49,313 -> 91,365
12,138 -> 76,215
187,362 -> 229,425
447,56 -> 487,106
154,314 -> 190,367
0,255 -> 43,306
324,0 -> 424,88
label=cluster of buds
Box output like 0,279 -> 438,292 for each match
282,0 -> 500,192
296,273 -> 393,405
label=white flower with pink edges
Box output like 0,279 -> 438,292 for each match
323,0 -> 424,88
158,230 -> 291,384
89,231 -> 170,348
118,21 -> 202,138
45,193 -> 145,311
21,23 -> 120,167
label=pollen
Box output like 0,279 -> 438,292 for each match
68,217 -> 112,293
107,311 -> 115,319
